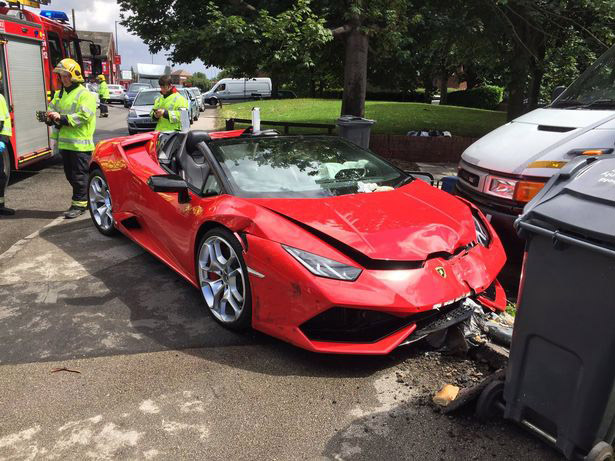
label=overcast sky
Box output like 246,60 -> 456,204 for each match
27,0 -> 220,78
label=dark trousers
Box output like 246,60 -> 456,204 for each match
0,134 -> 10,199
100,99 -> 108,115
60,149 -> 91,206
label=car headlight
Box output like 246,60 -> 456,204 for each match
473,214 -> 491,247
485,175 -> 517,200
129,109 -> 137,117
283,245 -> 362,281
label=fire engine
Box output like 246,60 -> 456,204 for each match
0,0 -> 90,183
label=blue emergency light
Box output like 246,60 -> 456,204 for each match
40,10 -> 70,23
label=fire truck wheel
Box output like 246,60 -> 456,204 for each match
88,169 -> 119,237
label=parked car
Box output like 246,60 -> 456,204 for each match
126,88 -> 159,134
202,77 -> 272,106
186,87 -> 204,111
456,43 -> 615,240
107,84 -> 126,104
87,130 -> 507,354
124,82 -> 153,108
179,88 -> 199,123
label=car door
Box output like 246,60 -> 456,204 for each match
140,141 -> 226,277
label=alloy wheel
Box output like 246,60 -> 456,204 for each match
198,236 -> 246,323
89,175 -> 114,231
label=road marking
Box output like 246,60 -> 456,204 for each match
0,215 -> 65,262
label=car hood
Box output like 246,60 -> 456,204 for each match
251,180 -> 477,261
130,105 -> 153,116
462,108 -> 615,175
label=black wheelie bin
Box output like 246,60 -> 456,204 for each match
500,154 -> 615,460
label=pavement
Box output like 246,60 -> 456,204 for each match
0,108 -> 558,460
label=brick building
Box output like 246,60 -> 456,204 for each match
77,30 -> 120,84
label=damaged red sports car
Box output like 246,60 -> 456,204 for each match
88,129 -> 506,354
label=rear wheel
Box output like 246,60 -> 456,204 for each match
196,228 -> 252,330
586,442 -> 614,461
88,169 -> 118,236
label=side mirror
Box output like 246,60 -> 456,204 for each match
147,174 -> 190,203
405,171 -> 435,186
552,85 -> 566,102
90,43 -> 102,56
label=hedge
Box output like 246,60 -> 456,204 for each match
447,85 -> 504,110
320,90 -> 426,103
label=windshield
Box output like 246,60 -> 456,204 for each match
129,83 -> 150,92
554,46 -> 615,108
109,85 -> 122,90
210,137 -> 406,198
133,91 -> 159,106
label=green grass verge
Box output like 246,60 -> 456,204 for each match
220,98 -> 506,138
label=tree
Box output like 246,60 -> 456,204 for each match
118,0 -> 409,117
186,71 -> 212,91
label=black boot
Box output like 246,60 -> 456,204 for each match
64,205 -> 86,219
0,205 -> 15,216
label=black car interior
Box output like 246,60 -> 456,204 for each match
156,131 -> 221,195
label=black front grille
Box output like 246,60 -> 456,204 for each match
458,168 -> 480,187
300,302 -> 472,344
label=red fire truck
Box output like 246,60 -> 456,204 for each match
0,2 -> 85,182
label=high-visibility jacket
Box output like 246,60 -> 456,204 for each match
151,91 -> 189,132
49,85 -> 97,152
0,93 -> 11,137
98,81 -> 109,100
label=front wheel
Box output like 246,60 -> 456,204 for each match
196,228 -> 252,330
88,169 -> 118,237
586,442 -> 614,461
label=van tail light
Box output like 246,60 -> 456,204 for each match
513,180 -> 545,203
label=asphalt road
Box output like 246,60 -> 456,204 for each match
0,109 -> 559,460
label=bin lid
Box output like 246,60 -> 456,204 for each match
519,155 -> 615,245
336,115 -> 376,126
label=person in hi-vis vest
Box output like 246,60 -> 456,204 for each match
46,59 -> 97,219
0,70 -> 13,216
151,75 -> 189,132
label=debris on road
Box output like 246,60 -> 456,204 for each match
50,367 -> 81,374
433,384 -> 460,406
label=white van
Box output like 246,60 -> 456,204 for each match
203,78 -> 272,105
456,45 -> 615,237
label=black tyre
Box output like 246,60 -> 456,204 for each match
475,380 -> 504,423
207,97 -> 218,107
196,228 -> 252,330
128,129 -> 136,135
88,169 -> 118,237
586,442 -> 614,461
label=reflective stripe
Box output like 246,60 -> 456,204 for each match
57,137 -> 94,145
72,200 -> 87,207
68,115 -> 83,126
82,106 -> 95,116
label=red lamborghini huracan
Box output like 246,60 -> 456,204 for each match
88,129 -> 507,354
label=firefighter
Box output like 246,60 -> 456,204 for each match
97,74 -> 109,118
46,58 -> 97,219
0,70 -> 13,216
151,75 -> 189,131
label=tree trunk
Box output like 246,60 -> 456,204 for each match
439,71 -> 449,105
506,35 -> 530,121
341,26 -> 368,117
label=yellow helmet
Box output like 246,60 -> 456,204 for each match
53,58 -> 84,83
97,74 -> 106,82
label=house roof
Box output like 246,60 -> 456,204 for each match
171,69 -> 192,77
77,30 -> 114,59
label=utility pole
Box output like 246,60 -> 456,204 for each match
71,9 -> 75,30
114,21 -> 119,53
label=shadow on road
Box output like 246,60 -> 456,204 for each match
0,217 -> 419,379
